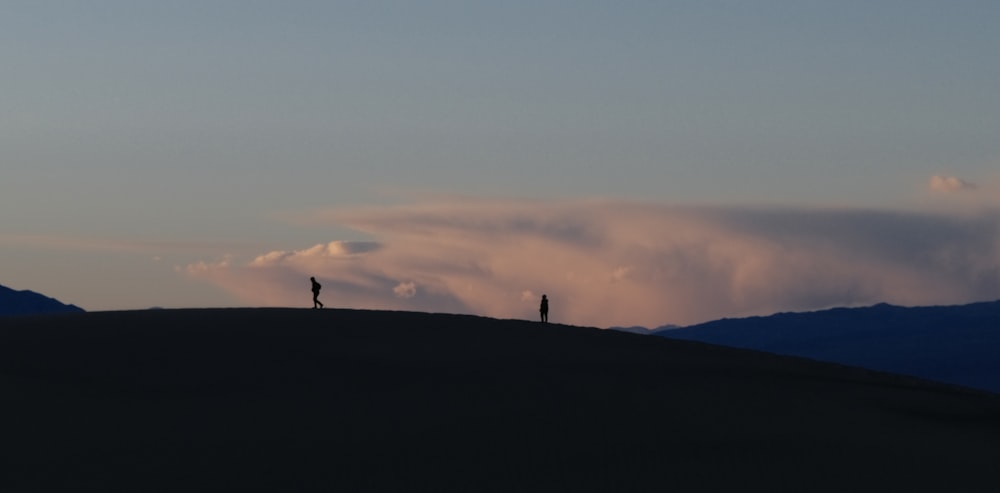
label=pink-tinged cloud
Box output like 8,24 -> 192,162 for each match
185,200 -> 1000,328
929,175 -> 976,193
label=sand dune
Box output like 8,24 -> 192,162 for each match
2,308 -> 999,491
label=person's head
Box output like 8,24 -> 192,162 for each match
542,294 -> 547,299
310,277 -> 315,281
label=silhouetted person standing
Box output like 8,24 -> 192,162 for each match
310,277 -> 324,309
540,294 -> 548,323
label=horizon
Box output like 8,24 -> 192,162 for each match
3,3 -> 999,327
6,280 -> 1000,332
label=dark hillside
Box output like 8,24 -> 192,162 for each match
2,309 -> 1000,492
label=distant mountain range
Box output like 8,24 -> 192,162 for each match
0,284 -> 84,316
656,300 -> 1000,393
608,325 -> 656,335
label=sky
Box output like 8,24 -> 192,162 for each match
2,1 -> 999,327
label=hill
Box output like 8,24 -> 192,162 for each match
2,308 -> 1000,491
0,283 -> 84,316
658,301 -> 1000,393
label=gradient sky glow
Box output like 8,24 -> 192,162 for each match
3,2 -> 999,326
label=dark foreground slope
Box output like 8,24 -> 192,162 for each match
2,309 -> 1000,492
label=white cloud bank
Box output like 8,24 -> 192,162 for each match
185,200 -> 1000,328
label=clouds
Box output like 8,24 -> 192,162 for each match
185,199 -> 1000,328
248,241 -> 382,267
929,175 -> 976,193
393,281 -> 417,299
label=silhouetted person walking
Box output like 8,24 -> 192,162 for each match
310,277 -> 324,309
540,294 -> 548,323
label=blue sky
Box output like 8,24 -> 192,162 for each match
3,2 -> 999,326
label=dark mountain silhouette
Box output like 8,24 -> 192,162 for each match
3,308 -> 1000,491
607,325 -> 656,335
658,300 -> 1000,394
0,283 -> 84,316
